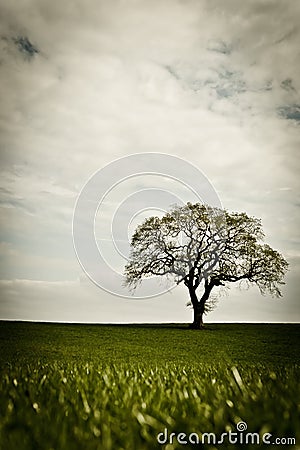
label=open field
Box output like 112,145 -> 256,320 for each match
0,322 -> 299,449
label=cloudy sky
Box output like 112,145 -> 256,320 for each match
0,0 -> 299,323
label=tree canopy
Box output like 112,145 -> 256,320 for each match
124,203 -> 288,329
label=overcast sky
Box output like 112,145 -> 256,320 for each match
0,0 -> 299,323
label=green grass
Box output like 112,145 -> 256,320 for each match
0,322 -> 299,449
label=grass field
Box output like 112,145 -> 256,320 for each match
0,321 -> 299,449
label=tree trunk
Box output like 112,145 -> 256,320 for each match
188,287 -> 204,329
192,305 -> 204,329
189,280 -> 214,329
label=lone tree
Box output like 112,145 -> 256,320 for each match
124,203 -> 288,329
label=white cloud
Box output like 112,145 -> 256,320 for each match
0,0 -> 299,322
1,274 -> 299,324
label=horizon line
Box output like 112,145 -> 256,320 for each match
0,319 -> 299,325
